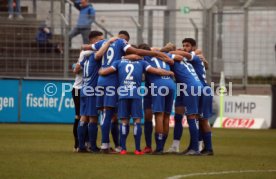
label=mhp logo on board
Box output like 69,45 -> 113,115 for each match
21,80 -> 75,123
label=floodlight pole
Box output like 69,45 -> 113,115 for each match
137,0 -> 144,45
275,43 -> 276,63
243,8 -> 249,89
217,0 -> 223,72
242,0 -> 254,88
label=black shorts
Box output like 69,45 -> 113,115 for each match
72,88 -> 81,116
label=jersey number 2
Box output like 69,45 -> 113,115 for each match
125,64 -> 134,80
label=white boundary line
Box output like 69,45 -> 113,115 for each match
167,169 -> 276,179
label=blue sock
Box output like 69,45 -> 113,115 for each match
101,109 -> 114,145
88,122 -> 98,150
134,123 -> 142,151
120,123 -> 129,150
198,122 -> 203,142
187,138 -> 192,150
199,130 -> 203,141
187,119 -> 199,151
162,134 -> 168,150
84,124 -> 89,143
111,121 -> 119,147
155,133 -> 163,152
174,114 -> 183,140
144,121 -> 153,148
77,121 -> 88,150
202,132 -> 213,151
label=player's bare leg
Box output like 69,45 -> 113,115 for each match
73,114 -> 80,152
72,88 -> 80,152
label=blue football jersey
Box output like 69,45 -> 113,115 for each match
111,59 -> 150,99
144,55 -> 175,89
187,53 -> 208,86
171,57 -> 202,87
80,53 -> 101,96
92,39 -> 131,87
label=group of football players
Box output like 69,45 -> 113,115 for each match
71,30 -> 213,156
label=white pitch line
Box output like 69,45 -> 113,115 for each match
167,169 -> 276,179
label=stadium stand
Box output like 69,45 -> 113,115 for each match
0,0 -> 79,77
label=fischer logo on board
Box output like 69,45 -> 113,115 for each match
222,117 -> 255,128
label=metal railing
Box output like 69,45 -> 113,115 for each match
0,0 -> 276,86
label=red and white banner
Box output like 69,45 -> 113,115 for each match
213,117 -> 265,129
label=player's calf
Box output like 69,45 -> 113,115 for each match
88,117 -> 100,153
142,108 -> 153,153
199,118 -> 213,155
77,116 -> 89,151
120,118 -> 129,154
134,118 -> 144,155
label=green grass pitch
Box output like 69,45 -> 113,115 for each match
0,124 -> 276,179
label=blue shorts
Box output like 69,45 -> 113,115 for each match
175,91 -> 184,107
96,86 -> 118,108
118,98 -> 143,119
143,93 -> 152,110
182,88 -> 200,115
199,86 -> 213,119
152,88 -> 175,114
80,96 -> 98,116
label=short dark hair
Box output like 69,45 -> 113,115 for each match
138,43 -> 151,51
182,38 -> 197,47
89,31 -> 103,40
118,30 -> 130,40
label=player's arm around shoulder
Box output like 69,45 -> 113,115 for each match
95,37 -> 118,60
194,49 -> 208,67
98,61 -> 118,76
98,67 -> 116,76
79,50 -> 93,61
155,52 -> 174,65
197,54 -> 209,70
81,44 -> 93,51
123,54 -> 143,61
146,66 -> 174,77
169,50 -> 192,60
194,49 -> 202,55
171,54 -> 184,62
126,47 -> 174,65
